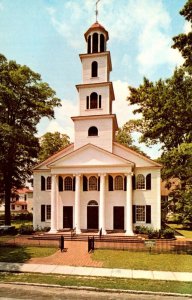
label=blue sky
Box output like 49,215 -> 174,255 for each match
0,0 -> 188,158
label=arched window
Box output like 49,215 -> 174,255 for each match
115,175 -> 123,190
90,92 -> 98,109
100,34 -> 105,52
64,176 -> 73,190
88,35 -> 91,54
47,176 -> 51,190
136,174 -> 145,189
88,200 -> 98,206
88,126 -> 98,136
93,33 -> 98,53
92,61 -> 98,77
89,176 -> 98,191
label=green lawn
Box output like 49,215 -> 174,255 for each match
168,224 -> 192,239
92,250 -> 192,272
0,273 -> 191,295
0,246 -> 57,263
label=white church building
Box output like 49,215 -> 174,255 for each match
33,21 -> 161,235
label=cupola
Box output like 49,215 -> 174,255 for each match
84,22 -> 109,54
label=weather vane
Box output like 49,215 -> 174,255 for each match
95,0 -> 101,22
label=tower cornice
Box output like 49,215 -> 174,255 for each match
79,51 -> 112,72
76,81 -> 115,101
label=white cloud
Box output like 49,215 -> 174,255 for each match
0,2 -> 4,11
113,80 -> 139,127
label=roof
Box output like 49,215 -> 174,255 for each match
84,22 -> 109,41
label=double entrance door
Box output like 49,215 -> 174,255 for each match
63,206 -> 73,229
113,206 -> 124,230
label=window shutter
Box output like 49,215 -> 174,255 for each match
99,95 -> 102,108
58,176 -> 63,191
108,175 -> 113,191
41,205 -> 45,222
41,176 -> 45,191
73,177 -> 76,191
98,176 -> 100,191
86,96 -> 89,109
124,176 -> 127,191
83,176 -> 88,191
146,205 -> 151,223
132,175 -> 136,190
146,174 -> 151,190
132,205 -> 136,223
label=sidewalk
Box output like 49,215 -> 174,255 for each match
0,262 -> 191,282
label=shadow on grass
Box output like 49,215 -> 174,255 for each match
0,245 -> 31,263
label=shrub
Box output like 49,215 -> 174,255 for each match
18,225 -> 34,235
134,225 -> 149,234
162,228 -> 175,239
147,228 -> 161,239
13,213 -> 33,221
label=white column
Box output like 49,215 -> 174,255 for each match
75,174 -> 81,234
125,173 -> 134,236
50,174 -> 57,233
99,173 -> 106,235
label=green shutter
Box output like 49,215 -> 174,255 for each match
146,205 -> 151,224
41,176 -> 45,191
108,175 -> 113,191
83,176 -> 88,191
132,205 -> 136,223
146,174 -> 151,190
58,176 -> 63,191
41,205 -> 45,222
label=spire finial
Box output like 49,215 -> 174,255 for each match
95,0 -> 100,22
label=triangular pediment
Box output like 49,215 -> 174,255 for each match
48,144 -> 134,168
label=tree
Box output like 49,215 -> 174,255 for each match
38,131 -> 70,162
115,120 -> 149,157
0,54 -> 61,225
127,0 -> 192,226
172,0 -> 192,73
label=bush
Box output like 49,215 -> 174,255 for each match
147,228 -> 161,239
13,213 -> 33,221
162,228 -> 175,239
134,225 -> 149,234
0,225 -> 18,235
18,225 -> 34,235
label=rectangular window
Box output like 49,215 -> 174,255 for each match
46,205 -> 51,220
136,205 -> 145,222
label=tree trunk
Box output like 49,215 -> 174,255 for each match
4,179 -> 11,225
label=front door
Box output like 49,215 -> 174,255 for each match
63,206 -> 73,229
87,206 -> 98,230
113,206 -> 124,230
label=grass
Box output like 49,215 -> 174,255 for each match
91,250 -> 192,272
0,246 -> 57,263
168,223 -> 192,239
0,272 -> 191,295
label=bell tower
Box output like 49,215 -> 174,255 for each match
72,21 -> 118,152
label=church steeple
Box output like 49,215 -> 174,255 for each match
72,21 -> 118,152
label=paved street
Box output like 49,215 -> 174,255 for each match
0,283 -> 190,300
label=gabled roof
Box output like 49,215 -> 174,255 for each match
47,143 -> 134,168
113,142 -> 162,168
33,143 -> 74,170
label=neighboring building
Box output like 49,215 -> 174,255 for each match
10,188 -> 33,213
33,21 -> 162,234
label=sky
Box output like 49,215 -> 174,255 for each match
0,0 -> 189,158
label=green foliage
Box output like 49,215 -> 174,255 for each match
0,54 -> 61,225
38,131 -> 70,162
128,69 -> 192,150
115,120 -> 149,157
162,228 -> 175,239
172,0 -> 192,73
18,225 -> 34,235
